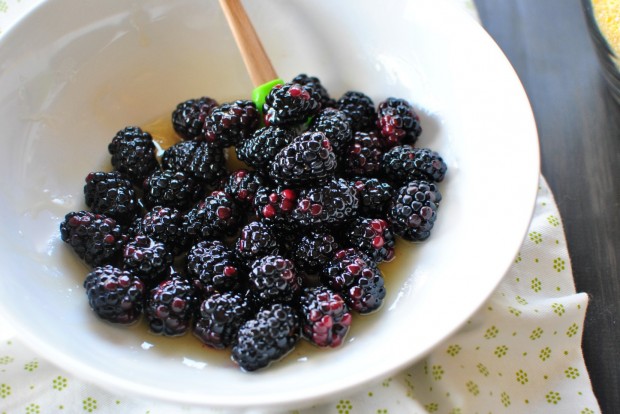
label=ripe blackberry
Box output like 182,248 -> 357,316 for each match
186,240 -> 243,296
247,255 -> 301,306
137,206 -> 191,254
376,97 -> 422,147
291,73 -> 336,109
299,286 -> 352,347
321,248 -> 386,314
291,231 -> 339,274
382,146 -> 447,184
231,303 -> 300,372
341,131 -> 385,177
202,100 -> 260,147
352,177 -> 394,218
235,221 -> 280,263
343,218 -> 395,263
193,291 -> 252,349
142,169 -> 203,210
60,211 -> 127,267
162,140 -> 226,186
83,265 -> 145,324
269,131 -> 337,187
183,191 -> 242,241
84,171 -> 138,224
235,126 -> 295,173
171,96 -> 218,140
389,180 -> 442,241
222,169 -> 265,208
122,235 -> 174,285
291,178 -> 359,229
253,186 -> 298,226
308,107 -> 353,156
263,82 -> 322,126
108,126 -> 159,185
146,272 -> 196,336
336,91 -> 377,132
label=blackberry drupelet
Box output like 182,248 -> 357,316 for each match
84,171 -> 138,224
235,126 -> 295,173
291,73 -> 336,109
308,107 -> 353,156
235,221 -> 280,263
321,248 -> 386,314
171,96 -> 218,140
146,272 -> 196,336
231,303 -> 300,371
202,100 -> 260,147
291,178 -> 359,229
253,186 -> 298,226
291,231 -> 339,274
108,126 -> 159,185
382,145 -> 447,184
142,169 -> 203,211
137,206 -> 191,254
389,180 -> 442,242
343,217 -> 395,264
193,291 -> 253,349
83,265 -> 145,324
263,82 -> 322,126
222,169 -> 265,208
186,240 -> 243,296
336,91 -> 377,132
299,286 -> 352,347
376,97 -> 422,147
183,191 -> 242,241
352,177 -> 394,218
122,235 -> 174,285
162,140 -> 226,186
247,255 -> 301,306
60,211 -> 127,267
341,131 -> 385,177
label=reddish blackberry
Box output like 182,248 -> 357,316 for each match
183,191 -> 242,241
291,178 -> 359,229
142,169 -> 203,210
162,140 -> 226,186
193,291 -> 252,349
231,303 -> 300,371
202,100 -> 260,147
376,97 -> 422,147
247,255 -> 301,306
343,218 -> 395,263
84,171 -> 138,224
253,186 -> 297,226
291,73 -> 336,109
146,272 -> 196,336
321,248 -> 386,314
235,126 -> 295,173
308,107 -> 353,156
222,169 -> 265,208
382,146 -> 447,184
352,177 -> 394,218
108,126 -> 158,185
263,82 -> 322,126
186,240 -> 243,296
389,180 -> 442,241
291,231 -> 339,273
83,265 -> 145,324
299,286 -> 352,347
235,221 -> 280,263
60,211 -> 127,267
341,131 -> 385,177
122,235 -> 174,285
269,131 -> 337,187
336,91 -> 377,132
137,206 -> 191,254
171,96 -> 218,140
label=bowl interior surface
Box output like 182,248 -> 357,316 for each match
0,0 -> 540,409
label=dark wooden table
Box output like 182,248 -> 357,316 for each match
474,1 -> 620,412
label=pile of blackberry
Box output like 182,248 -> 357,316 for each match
59,74 -> 447,372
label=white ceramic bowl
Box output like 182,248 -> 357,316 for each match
0,0 -> 540,410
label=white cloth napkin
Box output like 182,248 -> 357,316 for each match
0,1 -> 601,413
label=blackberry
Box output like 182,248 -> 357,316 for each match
291,178 -> 359,228
291,231 -> 339,274
83,265 -> 145,324
269,131 -> 337,187
122,235 -> 174,285
108,126 -> 159,185
263,82 -> 322,126
84,171 -> 138,224
142,169 -> 203,210
341,131 -> 385,177
231,303 -> 300,371
382,146 -> 447,184
321,248 -> 386,314
235,221 -> 280,263
235,126 -> 295,173
146,272 -> 196,336
137,206 -> 191,254
352,177 -> 394,218
253,186 -> 298,226
291,73 -> 336,109
193,291 -> 252,349
247,255 -> 301,306
336,91 -> 377,132
222,169 -> 265,208
186,240 -> 243,296
299,286 -> 352,347
308,107 -> 353,156
376,97 -> 422,147
162,140 -> 226,186
202,100 -> 260,147
343,218 -> 395,263
389,180 -> 442,242
60,211 -> 126,267
171,96 -> 218,140
183,191 -> 242,241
